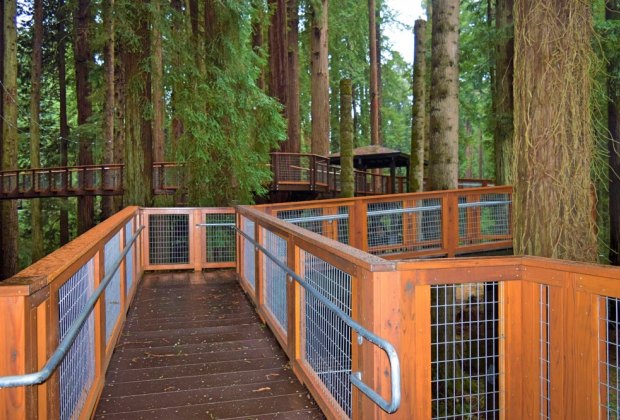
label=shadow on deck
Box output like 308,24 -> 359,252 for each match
95,271 -> 324,419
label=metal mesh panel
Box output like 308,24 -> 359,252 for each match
204,213 -> 236,263
242,217 -> 256,290
125,220 -> 134,295
277,155 -> 310,182
458,193 -> 511,246
301,250 -> 352,417
277,206 -> 350,245
600,297 -> 620,418
262,228 -> 288,332
148,214 -> 189,265
59,259 -> 95,420
431,282 -> 502,419
540,285 -> 550,419
104,232 -> 122,343
367,198 -> 442,256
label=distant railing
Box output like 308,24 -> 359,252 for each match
0,163 -> 183,199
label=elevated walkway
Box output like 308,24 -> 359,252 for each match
96,271 -> 322,419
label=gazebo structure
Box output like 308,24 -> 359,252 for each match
329,145 -> 410,194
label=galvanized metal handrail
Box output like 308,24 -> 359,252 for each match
235,226 -> 401,414
0,225 -> 144,389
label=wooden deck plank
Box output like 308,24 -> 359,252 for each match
95,271 -> 323,419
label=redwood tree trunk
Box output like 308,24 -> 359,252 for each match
268,0 -> 289,150
513,0 -> 597,261
152,0 -> 165,163
310,0 -> 330,156
102,0 -> 115,219
428,0 -> 460,191
30,0 -> 44,262
286,0 -> 301,153
608,0 -> 620,265
409,19 -> 426,193
123,2 -> 153,206
57,0 -> 69,245
340,79 -> 354,198
493,0 -> 514,185
1,0 -> 18,279
74,0 -> 95,234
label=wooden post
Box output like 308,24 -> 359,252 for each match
286,240 -> 300,360
501,280 -> 526,418
192,209 -> 203,272
442,192 -> 458,257
350,199 -> 368,252
255,221 -> 264,308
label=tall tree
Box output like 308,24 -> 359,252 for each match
513,0 -> 597,261
493,0 -> 514,185
152,0 -> 165,163
608,0 -> 620,265
74,0 -> 95,234
409,19 -> 426,192
310,0 -> 330,156
1,0 -> 18,280
368,0 -> 380,146
340,79 -> 354,197
102,0 -> 116,219
57,0 -> 70,245
123,1 -> 153,206
287,0 -> 301,153
268,0 -> 290,150
30,0 -> 44,261
428,0 -> 460,191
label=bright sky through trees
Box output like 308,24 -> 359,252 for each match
385,0 -> 424,64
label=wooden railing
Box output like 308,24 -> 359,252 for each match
6,187 -> 618,419
0,162 -> 183,199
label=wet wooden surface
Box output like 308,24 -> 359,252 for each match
95,271 -> 323,419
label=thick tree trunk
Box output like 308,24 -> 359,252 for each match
310,0 -> 330,156
30,0 -> 44,262
152,0 -> 165,163
268,0 -> 290,151
123,2 -> 153,206
428,0 -> 460,191
286,0 -> 301,153
252,0 -> 265,90
340,79 -> 354,198
368,0 -> 380,146
513,0 -> 597,261
376,3 -> 383,144
0,0 -> 4,270
74,0 -> 95,234
608,0 -> 620,265
170,0 -> 185,154
409,19 -> 426,193
57,0 -> 69,245
113,44 -> 125,213
102,0 -> 115,219
493,0 -> 514,185
1,0 -> 18,279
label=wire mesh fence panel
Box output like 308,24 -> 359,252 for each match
277,206 -> 350,245
458,193 -> 511,246
600,296 -> 620,418
262,228 -> 288,333
431,282 -> 502,419
125,220 -> 134,296
367,198 -> 442,255
242,217 -> 256,290
301,250 -> 352,418
540,285 -> 551,419
58,259 -> 95,420
277,155 -> 311,182
148,214 -> 189,265
204,213 -> 236,263
104,232 -> 122,344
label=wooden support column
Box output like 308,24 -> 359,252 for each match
350,199 -> 368,252
192,209 -> 203,272
286,239 -> 301,360
442,192 -> 458,257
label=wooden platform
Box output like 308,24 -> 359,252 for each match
95,271 -> 323,419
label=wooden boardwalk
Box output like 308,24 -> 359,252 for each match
95,271 -> 323,419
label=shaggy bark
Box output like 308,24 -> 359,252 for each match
74,0 -> 95,234
286,0 -> 301,153
513,0 -> 597,261
428,0 -> 460,191
493,0 -> 514,185
310,0 -> 330,156
57,0 -> 69,244
608,0 -> 620,265
152,0 -> 165,163
1,0 -> 18,279
30,0 -> 44,261
409,19 -> 426,192
102,0 -> 115,219
368,0 -> 380,146
268,0 -> 290,150
340,79 -> 354,198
